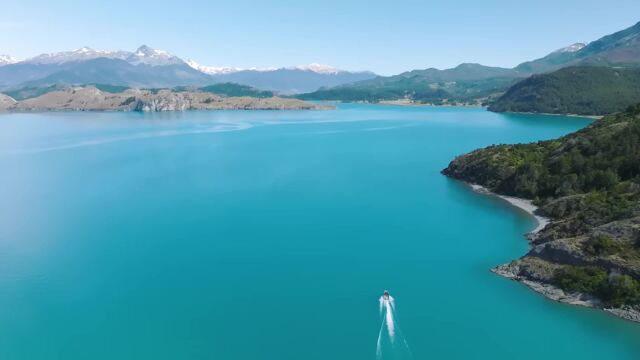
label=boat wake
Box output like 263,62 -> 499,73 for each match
376,293 -> 412,360
10,122 -> 251,154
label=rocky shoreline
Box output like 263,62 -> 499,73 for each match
467,182 -> 640,323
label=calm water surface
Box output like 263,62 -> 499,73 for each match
1,104 -> 639,359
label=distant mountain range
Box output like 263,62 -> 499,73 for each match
489,22 -> 640,115
3,21 -> 640,111
513,43 -> 586,73
0,45 -> 377,94
298,21 -> 640,106
21,45 -> 184,66
297,62 -> 526,103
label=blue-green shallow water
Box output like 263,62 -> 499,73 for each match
0,104 -> 639,359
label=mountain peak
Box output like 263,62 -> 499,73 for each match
135,45 -> 161,56
553,43 -> 587,54
0,54 -> 18,65
74,46 -> 95,53
130,45 -> 182,66
455,63 -> 485,69
136,44 -> 152,51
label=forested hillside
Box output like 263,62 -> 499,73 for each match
489,66 -> 640,115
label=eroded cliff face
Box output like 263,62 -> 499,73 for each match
3,86 -> 332,112
0,93 -> 16,110
443,105 -> 640,320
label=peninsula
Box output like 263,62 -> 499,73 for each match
443,104 -> 640,322
0,86 -> 332,112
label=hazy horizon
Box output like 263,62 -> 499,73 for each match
2,0 -> 640,75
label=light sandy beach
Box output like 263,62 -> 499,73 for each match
469,184 -> 550,235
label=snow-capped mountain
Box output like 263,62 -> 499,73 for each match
187,61 -> 343,75
183,60 -> 376,93
0,55 -> 19,65
25,47 -> 130,64
128,45 -> 184,66
291,63 -> 340,74
210,67 -> 377,94
0,45 -> 377,93
515,42 -> 590,73
246,66 -> 279,72
23,45 -> 184,66
553,43 -> 587,54
185,60 -> 242,75
19,45 -> 348,78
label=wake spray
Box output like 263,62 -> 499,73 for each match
376,291 -> 412,360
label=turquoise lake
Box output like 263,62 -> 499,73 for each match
2,104 -> 640,359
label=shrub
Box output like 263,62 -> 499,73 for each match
554,266 -> 607,294
554,266 -> 640,306
602,273 -> 640,307
583,235 -> 621,256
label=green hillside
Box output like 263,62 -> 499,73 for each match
299,22 -> 640,106
489,66 -> 640,115
298,64 -> 521,104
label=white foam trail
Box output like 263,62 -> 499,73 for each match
385,297 -> 395,340
376,294 -> 412,360
4,109 -> 426,155
6,122 -> 251,154
376,320 -> 384,360
377,295 -> 396,359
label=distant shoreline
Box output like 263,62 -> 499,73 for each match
491,110 -> 603,119
312,100 -> 607,117
376,99 -> 485,108
0,107 -> 332,114
377,101 -> 603,117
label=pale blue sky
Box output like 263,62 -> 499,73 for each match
2,0 -> 640,75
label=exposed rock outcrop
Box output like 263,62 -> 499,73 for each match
0,93 -> 16,110
4,86 -> 332,112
